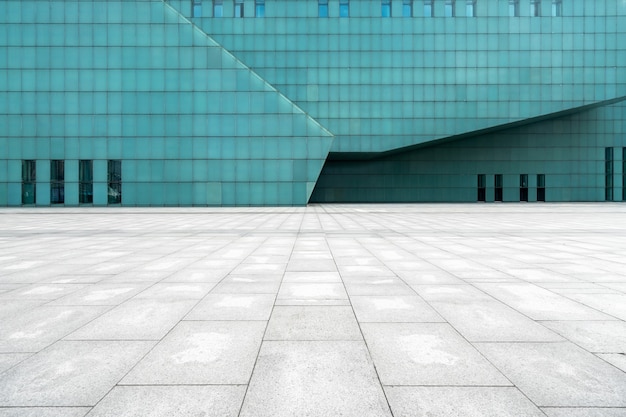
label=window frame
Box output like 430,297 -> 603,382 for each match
21,160 -> 36,205
402,0 -> 413,17
339,0 -> 350,17
107,160 -> 122,205
79,160 -> 93,205
255,0 -> 265,17
319,0 -> 329,17
382,0 -> 392,17
234,0 -> 244,17
50,160 -> 65,205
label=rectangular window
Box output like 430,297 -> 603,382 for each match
444,0 -> 455,17
508,0 -> 519,16
402,0 -> 413,16
537,174 -> 546,202
423,0 -> 433,16
551,0 -> 562,16
192,0 -> 202,17
520,174 -> 528,202
623,148 -> 626,201
494,174 -> 503,202
339,0 -> 349,17
234,0 -> 244,17
22,160 -> 36,205
477,174 -> 486,202
79,160 -> 93,204
255,0 -> 265,17
50,160 -> 64,204
319,0 -> 329,17
530,0 -> 541,16
382,0 -> 392,17
108,160 -> 122,205
466,0 -> 475,16
605,147 -> 614,201
213,0 -> 223,17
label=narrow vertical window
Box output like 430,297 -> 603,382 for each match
50,160 -> 64,204
551,0 -> 562,16
622,148 -> 626,201
537,174 -> 546,202
466,0 -> 475,16
79,160 -> 93,204
213,0 -> 223,17
605,147 -> 614,201
234,0 -> 244,17
530,0 -> 541,17
477,174 -> 486,202
319,0 -> 329,17
108,160 -> 122,205
423,0 -> 433,16
508,0 -> 519,16
402,0 -> 413,16
339,0 -> 349,17
444,0 -> 455,17
21,160 -> 36,205
255,0 -> 265,17
192,0 -> 202,17
520,174 -> 528,202
494,174 -> 503,202
382,0 -> 392,17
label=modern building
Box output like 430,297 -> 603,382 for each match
0,0 -> 625,206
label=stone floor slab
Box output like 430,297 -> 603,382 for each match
361,323 -> 511,386
0,341 -> 154,406
239,341 -> 392,417
541,408 -> 626,417
264,306 -> 362,341
185,294 -> 275,321
476,342 -> 626,407
350,296 -> 444,323
0,408 -> 91,417
121,321 -> 265,385
385,386 -> 546,417
541,321 -> 626,352
86,385 -> 246,417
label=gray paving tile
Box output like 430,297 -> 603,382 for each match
282,271 -> 342,282
0,341 -> 154,406
476,342 -> 626,407
0,306 -> 110,353
265,306 -> 361,341
345,282 -> 415,296
277,283 -> 348,302
350,296 -> 444,323
239,341 -> 392,417
85,385 -> 246,417
597,354 -> 626,372
0,354 -> 31,373
565,293 -> 626,320
541,408 -> 626,417
162,268 -> 230,282
185,294 -> 275,321
66,299 -> 196,341
361,323 -> 510,386
0,284 -> 85,301
541,321 -> 626,352
133,283 -> 215,299
48,284 -> 150,306
474,283 -> 612,320
385,386 -> 545,417
0,408 -> 91,417
121,321 -> 265,385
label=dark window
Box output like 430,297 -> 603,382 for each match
234,0 -> 244,17
382,0 -> 392,17
494,174 -> 503,202
466,0 -> 475,16
108,160 -> 122,205
423,0 -> 434,17
537,174 -> 545,202
402,0 -> 413,16
339,0 -> 349,17
50,160 -> 64,204
255,0 -> 265,17
520,174 -> 528,202
79,160 -> 93,204
444,0 -> 455,17
192,0 -> 202,17
530,0 -> 540,16
508,0 -> 519,16
605,147 -> 614,201
213,0 -> 223,17
22,160 -> 36,205
477,174 -> 486,202
551,0 -> 562,16
319,0 -> 329,17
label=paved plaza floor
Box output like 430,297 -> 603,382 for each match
0,204 -> 625,416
